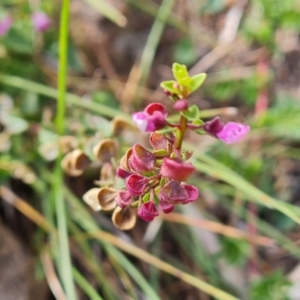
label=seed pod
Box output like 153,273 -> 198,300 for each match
82,188 -> 102,211
112,206 -> 136,230
119,148 -> 132,172
111,116 -> 137,136
98,187 -> 118,211
61,149 -> 90,176
93,138 -> 118,163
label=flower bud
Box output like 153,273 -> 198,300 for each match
112,206 -> 136,230
173,99 -> 189,111
126,174 -> 148,196
138,201 -> 159,222
115,190 -> 132,208
32,11 -> 51,32
129,144 -> 155,173
160,157 -> 195,182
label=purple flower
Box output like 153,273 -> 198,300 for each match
32,11 -> 51,32
0,16 -> 12,36
138,201 -> 159,222
173,99 -> 189,111
159,199 -> 174,214
204,117 -> 250,144
132,103 -> 167,132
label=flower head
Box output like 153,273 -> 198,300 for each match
32,11 -> 51,32
132,103 -> 167,132
126,174 -> 148,196
0,16 -> 12,36
204,117 -> 250,144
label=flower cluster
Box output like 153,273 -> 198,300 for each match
62,63 -> 250,230
0,11 -> 51,37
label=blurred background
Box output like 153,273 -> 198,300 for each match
1,0 -> 300,299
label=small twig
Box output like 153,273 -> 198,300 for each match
160,212 -> 274,247
41,252 -> 68,300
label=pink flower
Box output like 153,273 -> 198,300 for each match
32,11 -> 51,32
0,16 -> 12,36
132,103 -> 167,132
160,157 -> 195,182
138,201 -> 159,222
126,174 -> 148,196
129,144 -> 156,174
204,117 -> 250,144
216,122 -> 250,144
159,180 -> 199,205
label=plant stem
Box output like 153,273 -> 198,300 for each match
175,115 -> 188,152
55,0 -> 77,299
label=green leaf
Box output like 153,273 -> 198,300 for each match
180,104 -> 200,121
160,80 -> 179,94
172,63 -> 191,86
191,119 -> 205,135
155,127 -> 177,134
190,73 -> 207,93
142,193 -> 150,203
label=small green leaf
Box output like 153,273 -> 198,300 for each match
191,119 -> 205,135
190,73 -> 207,93
155,127 -> 177,134
180,104 -> 200,121
172,63 -> 191,86
152,149 -> 168,157
160,80 -> 179,94
142,193 -> 150,203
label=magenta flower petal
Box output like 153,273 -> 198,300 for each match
159,180 -> 189,204
132,112 -> 149,132
203,117 -> 224,137
159,200 -> 174,214
129,144 -> 155,174
126,174 -> 148,196
32,11 -> 51,32
0,16 -> 12,36
181,184 -> 199,204
144,103 -> 167,117
132,102 -> 168,133
115,190 -> 132,208
138,201 -> 159,222
149,132 -> 169,150
116,167 -> 131,179
160,157 -> 195,182
216,122 -> 250,144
